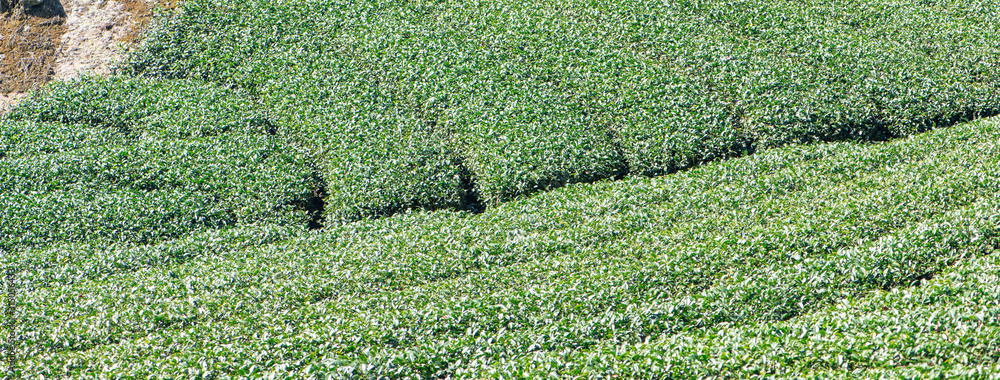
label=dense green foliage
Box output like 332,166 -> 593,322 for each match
7,76 -> 276,138
1,78 -> 318,252
118,0 -> 1000,217
11,116 -> 1000,378
6,0 -> 1000,377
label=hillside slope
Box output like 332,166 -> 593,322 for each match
9,115 -> 1000,378
4,0 -> 1000,378
113,0 -> 1000,221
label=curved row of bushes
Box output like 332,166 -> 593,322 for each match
15,114 -> 1000,378
115,0 -> 1000,222
1,78 -> 318,252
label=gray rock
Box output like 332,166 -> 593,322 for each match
21,0 -> 44,7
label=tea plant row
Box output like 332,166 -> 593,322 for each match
1,78 -> 318,252
16,116 -> 1000,378
118,0 -> 1000,220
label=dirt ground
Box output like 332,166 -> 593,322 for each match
0,0 -> 175,111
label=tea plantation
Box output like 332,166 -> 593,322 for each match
3,0 -> 1000,378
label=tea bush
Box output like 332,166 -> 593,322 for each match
120,0 -> 1000,216
9,0 -> 1000,376
7,76 -> 275,139
16,116 -> 1000,378
0,78 -> 318,251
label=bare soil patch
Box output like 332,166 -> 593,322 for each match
1,0 -> 175,111
1,0 -> 65,95
119,0 -> 177,44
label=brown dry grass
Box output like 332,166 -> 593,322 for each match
0,0 -> 65,93
120,0 -> 178,45
0,0 -> 178,110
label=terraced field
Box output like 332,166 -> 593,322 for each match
7,114 -> 1000,378
4,0 -> 1000,378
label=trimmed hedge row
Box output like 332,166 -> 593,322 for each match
1,132 -> 312,196
0,121 -> 128,160
7,225 -> 303,292
493,206 -> 1000,378
0,77 -> 318,251
7,76 -> 275,139
17,116 -> 1000,377
118,0 -> 1000,219
2,186 -> 247,253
